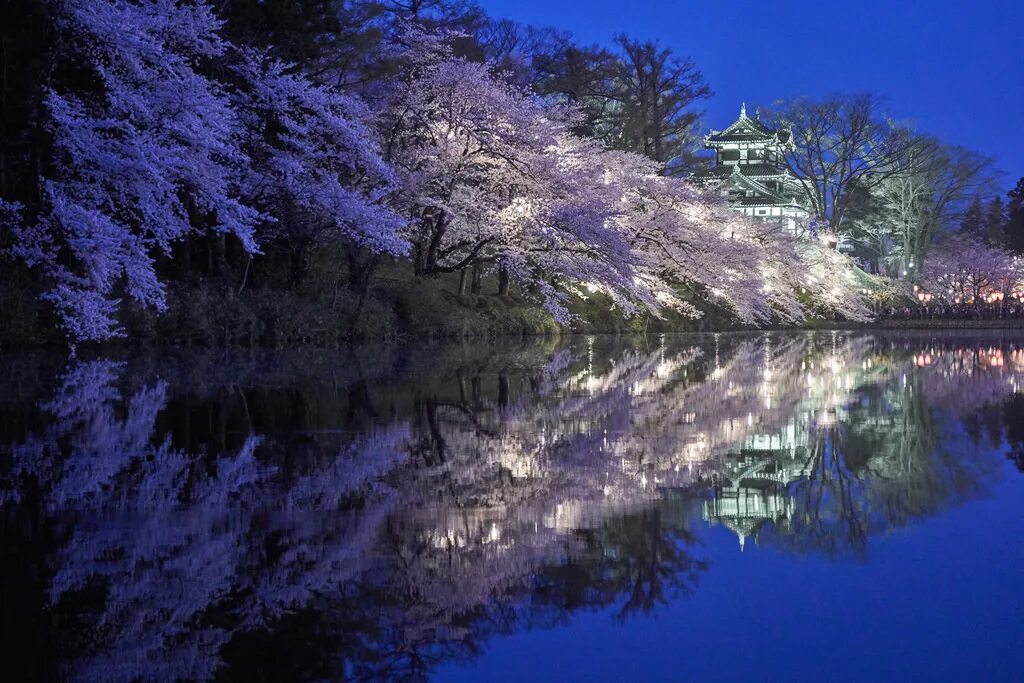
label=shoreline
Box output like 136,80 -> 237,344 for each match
9,321 -> 1024,354
814,320 -> 1024,331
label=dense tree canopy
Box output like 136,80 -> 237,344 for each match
923,233 -> 1019,304
767,92 -> 1012,288
11,0 -> 264,340
5,0 -> 1016,344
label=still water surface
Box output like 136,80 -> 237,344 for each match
2,332 -> 1023,681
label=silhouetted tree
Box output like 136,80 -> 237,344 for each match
1005,177 -> 1024,254
765,94 -> 925,235
606,35 -> 711,174
959,196 -> 986,238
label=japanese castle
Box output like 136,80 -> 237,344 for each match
693,103 -> 809,232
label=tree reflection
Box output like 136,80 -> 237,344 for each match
1004,395 -> 1024,471
1,333 -> 1023,680
535,494 -> 706,621
750,337 -> 1016,559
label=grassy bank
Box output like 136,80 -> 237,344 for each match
0,259 -> 642,348
0,257 -> 806,349
124,265 -> 568,347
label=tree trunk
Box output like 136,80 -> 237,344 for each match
214,234 -> 229,277
470,262 -> 482,294
415,211 -> 447,275
498,375 -> 509,409
497,267 -> 510,296
182,236 -> 192,275
346,253 -> 378,336
289,245 -> 307,288
347,252 -> 378,293
458,267 -> 469,295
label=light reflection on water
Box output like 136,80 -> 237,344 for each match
1,332 -> 1023,681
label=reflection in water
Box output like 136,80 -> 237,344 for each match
2,333 -> 1024,680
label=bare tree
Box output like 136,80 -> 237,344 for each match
531,40 -> 621,138
764,93 -> 919,234
375,0 -> 485,29
606,35 -> 712,175
876,138 -> 995,277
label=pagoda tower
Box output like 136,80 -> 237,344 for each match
692,103 -> 809,232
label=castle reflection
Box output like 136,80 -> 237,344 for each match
703,428 -> 810,550
2,332 -> 1023,681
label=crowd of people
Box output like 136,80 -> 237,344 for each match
880,301 -> 1024,320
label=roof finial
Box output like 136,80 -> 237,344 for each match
740,101 -> 747,117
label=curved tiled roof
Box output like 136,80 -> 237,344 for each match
691,105 -> 809,215
705,104 -> 791,145
693,164 -> 786,180
735,195 -> 802,207
707,131 -> 773,143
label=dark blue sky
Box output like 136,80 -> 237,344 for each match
479,0 -> 1024,192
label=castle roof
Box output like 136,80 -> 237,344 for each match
705,103 -> 791,146
721,166 -> 806,208
694,163 -> 787,180
691,103 -> 808,215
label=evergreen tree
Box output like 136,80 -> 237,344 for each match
1005,177 -> 1024,254
959,196 -> 985,238
983,196 -> 1006,246
218,0 -> 345,64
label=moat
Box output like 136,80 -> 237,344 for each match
2,331 -> 1023,681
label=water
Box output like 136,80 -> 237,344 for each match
2,332 -> 1023,682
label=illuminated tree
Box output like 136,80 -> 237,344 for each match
877,139 -> 995,278
233,50 -> 408,288
765,94 -> 922,235
923,234 -> 1017,303
10,0 -> 262,341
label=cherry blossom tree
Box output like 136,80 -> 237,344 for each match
12,0 -> 263,342
7,1 -> 417,340
486,135 -> 648,321
377,29 -> 645,319
376,29 -> 871,325
232,50 -> 409,288
3,5 -> 875,342
923,234 -> 1018,304
601,152 -> 788,322
378,28 -> 533,277
597,149 -> 871,324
